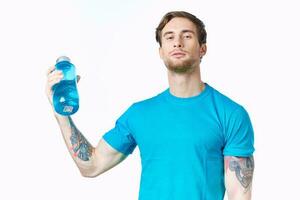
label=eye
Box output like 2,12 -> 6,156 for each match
166,36 -> 174,40
183,34 -> 192,39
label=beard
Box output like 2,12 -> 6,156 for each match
164,57 -> 198,74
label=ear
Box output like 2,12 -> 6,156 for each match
199,44 -> 207,57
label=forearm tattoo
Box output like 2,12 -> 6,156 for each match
68,117 -> 93,161
226,156 -> 254,190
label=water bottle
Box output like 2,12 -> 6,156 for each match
52,56 -> 79,115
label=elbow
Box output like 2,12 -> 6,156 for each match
78,162 -> 100,178
79,163 -> 103,178
79,165 -> 104,178
81,172 -> 98,178
80,169 -> 100,178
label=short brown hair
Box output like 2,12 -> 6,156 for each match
155,11 -> 207,47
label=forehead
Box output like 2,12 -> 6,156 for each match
162,17 -> 196,34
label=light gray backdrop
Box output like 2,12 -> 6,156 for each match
0,0 -> 299,199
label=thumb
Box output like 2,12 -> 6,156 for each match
76,75 -> 81,83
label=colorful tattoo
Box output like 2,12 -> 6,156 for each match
226,156 -> 254,189
68,117 -> 93,161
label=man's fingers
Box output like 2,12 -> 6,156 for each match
46,66 -> 79,86
48,77 -> 63,87
46,71 -> 63,95
46,65 -> 56,76
48,71 -> 63,82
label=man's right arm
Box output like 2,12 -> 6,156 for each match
46,65 -> 127,177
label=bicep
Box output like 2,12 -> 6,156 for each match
224,156 -> 254,200
93,138 -> 128,176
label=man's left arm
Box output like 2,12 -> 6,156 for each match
224,156 -> 254,200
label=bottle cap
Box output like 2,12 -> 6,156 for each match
56,56 -> 71,63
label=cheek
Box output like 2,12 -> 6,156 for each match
192,45 -> 202,57
160,46 -> 170,57
159,49 -> 167,60
161,41 -> 173,50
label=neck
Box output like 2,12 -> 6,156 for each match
167,65 -> 204,98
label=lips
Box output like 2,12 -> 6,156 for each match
171,51 -> 186,58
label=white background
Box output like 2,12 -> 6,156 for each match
0,0 -> 299,199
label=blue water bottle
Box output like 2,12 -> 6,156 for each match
52,56 -> 79,115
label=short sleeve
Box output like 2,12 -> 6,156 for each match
102,105 -> 137,155
223,106 -> 255,157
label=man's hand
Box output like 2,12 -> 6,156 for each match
45,65 -> 63,105
45,65 -> 80,106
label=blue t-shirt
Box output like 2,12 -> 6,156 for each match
102,83 -> 255,200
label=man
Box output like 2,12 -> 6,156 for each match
46,11 -> 255,200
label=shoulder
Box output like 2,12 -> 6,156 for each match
130,89 -> 166,110
210,85 -> 241,108
208,84 -> 245,114
120,90 -> 166,122
206,84 -> 253,130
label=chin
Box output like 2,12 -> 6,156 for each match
167,65 -> 194,73
165,58 -> 197,73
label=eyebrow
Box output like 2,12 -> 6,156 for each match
182,29 -> 195,34
162,31 -> 173,37
162,29 -> 196,37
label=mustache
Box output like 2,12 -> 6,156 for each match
169,49 -> 188,56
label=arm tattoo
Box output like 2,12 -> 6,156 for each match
226,156 -> 254,190
68,117 -> 93,161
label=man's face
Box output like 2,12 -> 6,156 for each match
159,17 -> 206,73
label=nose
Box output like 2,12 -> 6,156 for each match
173,37 -> 183,48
